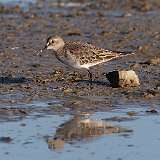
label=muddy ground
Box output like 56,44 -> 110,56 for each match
0,1 -> 160,159
0,0 -> 160,115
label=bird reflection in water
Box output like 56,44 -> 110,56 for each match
47,114 -> 132,150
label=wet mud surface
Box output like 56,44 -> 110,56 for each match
0,0 -> 160,159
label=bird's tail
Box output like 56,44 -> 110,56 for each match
98,49 -> 135,63
113,50 -> 135,57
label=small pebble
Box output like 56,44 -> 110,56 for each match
0,137 -> 12,143
106,70 -> 140,87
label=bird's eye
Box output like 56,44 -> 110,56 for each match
49,39 -> 54,43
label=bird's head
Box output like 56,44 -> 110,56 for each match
44,36 -> 65,52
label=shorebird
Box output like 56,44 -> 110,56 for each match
40,35 -> 134,83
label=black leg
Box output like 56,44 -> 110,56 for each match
87,70 -> 93,88
87,70 -> 92,82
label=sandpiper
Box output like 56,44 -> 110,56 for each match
40,35 -> 134,83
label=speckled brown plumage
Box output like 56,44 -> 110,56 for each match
43,36 -> 134,79
56,40 -> 125,69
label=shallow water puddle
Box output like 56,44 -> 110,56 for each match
0,0 -> 35,5
0,104 -> 160,160
0,0 -> 36,11
0,114 -> 71,160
